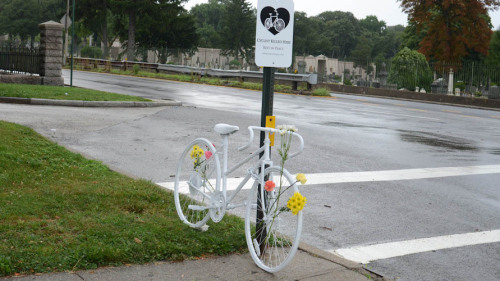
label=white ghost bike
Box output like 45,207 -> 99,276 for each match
174,124 -> 304,272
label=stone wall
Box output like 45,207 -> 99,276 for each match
315,83 -> 500,109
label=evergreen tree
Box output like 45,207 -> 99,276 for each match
219,0 -> 255,61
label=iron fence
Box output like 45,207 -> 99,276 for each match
0,44 -> 40,75
375,60 -> 500,98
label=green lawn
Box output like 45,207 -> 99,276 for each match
0,83 -> 151,102
0,121 -> 247,276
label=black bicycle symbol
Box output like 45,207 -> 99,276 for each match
264,9 -> 286,33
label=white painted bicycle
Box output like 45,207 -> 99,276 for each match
174,123 -> 306,272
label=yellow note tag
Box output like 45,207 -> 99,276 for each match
266,116 -> 276,146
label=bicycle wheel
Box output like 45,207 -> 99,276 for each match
245,166 -> 303,272
174,138 -> 221,228
264,18 -> 273,30
274,19 -> 286,32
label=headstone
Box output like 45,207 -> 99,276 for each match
297,61 -> 306,74
431,78 -> 447,94
489,86 -> 499,99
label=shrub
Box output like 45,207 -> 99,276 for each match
133,64 -> 140,75
388,47 -> 433,91
80,46 -> 102,59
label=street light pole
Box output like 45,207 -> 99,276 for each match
70,0 -> 75,87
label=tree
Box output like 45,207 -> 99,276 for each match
388,47 -> 433,91
76,0 -> 115,58
485,29 -> 500,66
190,0 -> 224,48
0,0 -> 64,45
219,0 -> 255,61
135,2 -> 198,63
293,12 -> 323,56
315,11 -> 360,58
112,0 -> 192,61
399,0 -> 500,63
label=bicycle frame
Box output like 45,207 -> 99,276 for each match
218,127 -> 273,211
216,126 -> 304,213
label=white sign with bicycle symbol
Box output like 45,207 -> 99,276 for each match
255,0 -> 294,67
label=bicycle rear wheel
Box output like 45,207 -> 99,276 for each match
174,138 -> 220,228
245,166 -> 303,272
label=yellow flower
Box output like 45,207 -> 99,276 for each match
287,192 -> 307,215
190,145 -> 204,159
296,173 -> 307,185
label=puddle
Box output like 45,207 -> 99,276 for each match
488,149 -> 500,155
399,132 -> 478,151
320,121 -> 382,129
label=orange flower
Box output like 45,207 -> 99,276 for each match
264,180 -> 276,192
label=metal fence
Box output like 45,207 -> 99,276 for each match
0,44 -> 40,75
375,60 -> 500,98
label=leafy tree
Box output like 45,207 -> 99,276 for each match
112,0 -> 194,61
293,12 -> 323,56
315,11 -> 360,58
219,0 -> 255,61
190,0 -> 224,48
485,29 -> 500,66
399,0 -> 500,63
135,2 -> 198,63
76,0 -> 116,58
0,0 -> 64,45
388,47 -> 433,91
399,21 -> 422,51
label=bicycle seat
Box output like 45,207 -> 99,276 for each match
214,123 -> 239,135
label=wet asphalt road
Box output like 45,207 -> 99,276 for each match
1,69 -> 499,281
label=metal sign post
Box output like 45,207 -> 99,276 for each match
255,0 -> 294,256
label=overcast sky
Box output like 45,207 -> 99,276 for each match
184,0 -> 500,29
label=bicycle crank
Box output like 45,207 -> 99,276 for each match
209,191 -> 226,223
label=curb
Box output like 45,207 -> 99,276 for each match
0,96 -> 181,107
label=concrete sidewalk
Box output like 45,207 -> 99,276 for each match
0,244 -> 384,281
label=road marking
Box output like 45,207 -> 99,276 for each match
460,114 -> 481,119
491,116 -> 500,119
442,109 -> 461,113
407,108 -> 428,113
332,229 -> 500,264
158,165 -> 500,192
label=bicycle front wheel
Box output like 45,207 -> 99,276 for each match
174,138 -> 221,228
245,166 -> 303,272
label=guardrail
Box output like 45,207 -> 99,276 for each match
71,58 -> 317,90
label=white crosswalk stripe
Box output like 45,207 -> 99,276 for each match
332,230 -> 500,264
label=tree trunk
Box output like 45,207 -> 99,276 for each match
101,23 -> 109,59
127,9 -> 136,61
100,2 -> 110,59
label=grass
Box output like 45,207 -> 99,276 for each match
0,83 -> 151,102
0,121 -> 247,277
311,88 -> 331,96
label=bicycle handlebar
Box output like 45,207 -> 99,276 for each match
238,126 -> 304,158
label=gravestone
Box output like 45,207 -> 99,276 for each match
489,86 -> 499,99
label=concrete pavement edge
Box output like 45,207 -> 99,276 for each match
0,96 -> 181,107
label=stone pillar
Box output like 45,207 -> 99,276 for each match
39,21 -> 64,86
447,68 -> 454,96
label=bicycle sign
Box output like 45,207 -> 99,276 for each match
255,0 -> 294,67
